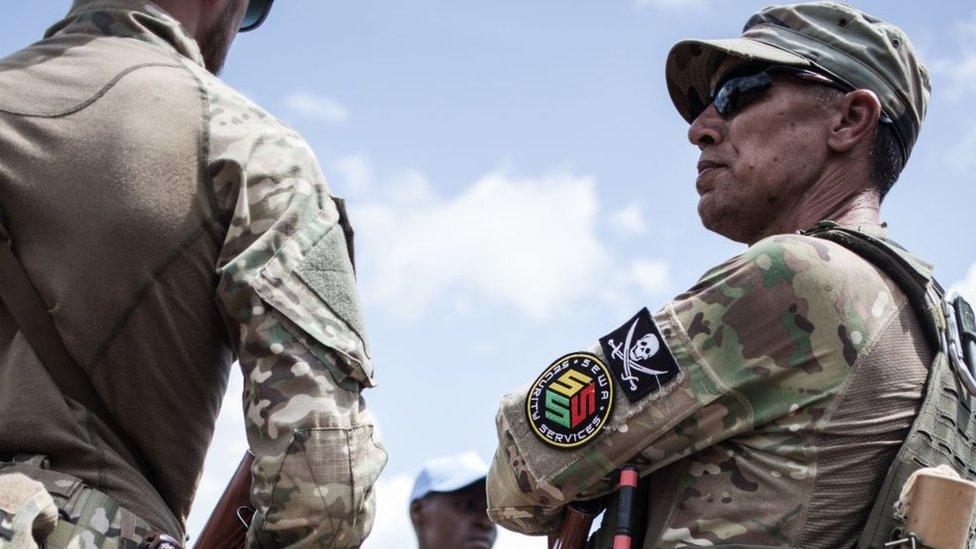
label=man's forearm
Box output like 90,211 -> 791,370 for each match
230,299 -> 385,548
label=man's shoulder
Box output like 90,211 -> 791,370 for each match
740,232 -> 905,318
688,232 -> 891,306
0,33 -> 192,118
682,232 -> 907,363
741,232 -> 893,288
735,232 -> 909,356
191,70 -> 326,192
189,66 -> 305,147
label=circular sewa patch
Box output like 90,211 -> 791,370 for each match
525,352 -> 614,450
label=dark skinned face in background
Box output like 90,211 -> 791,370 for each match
411,481 -> 497,549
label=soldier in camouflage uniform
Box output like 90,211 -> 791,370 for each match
487,3 -> 934,547
0,0 -> 385,547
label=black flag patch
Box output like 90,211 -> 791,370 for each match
598,308 -> 680,403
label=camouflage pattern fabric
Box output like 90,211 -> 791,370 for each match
665,2 -> 930,162
487,229 -> 926,546
45,2 -> 387,547
0,473 -> 56,549
44,486 -> 153,549
190,48 -> 385,549
0,458 -> 153,549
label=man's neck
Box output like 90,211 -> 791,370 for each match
750,163 -> 882,244
152,0 -> 204,41
792,188 -> 881,231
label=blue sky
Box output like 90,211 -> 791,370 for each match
4,2 -> 975,547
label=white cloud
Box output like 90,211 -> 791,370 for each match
332,153 -> 374,195
362,474 -> 545,549
628,259 -> 671,296
348,165 -> 672,321
930,16 -> 976,99
931,54 -> 976,99
284,90 -> 350,123
947,127 -> 976,171
385,169 -> 437,205
633,0 -> 703,10
951,263 -> 976,303
361,474 -> 415,549
609,203 -> 647,235
497,530 -> 547,549
951,55 -> 976,92
929,15 -> 976,169
354,170 -> 604,320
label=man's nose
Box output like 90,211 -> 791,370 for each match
688,104 -> 724,148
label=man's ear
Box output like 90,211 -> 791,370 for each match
827,89 -> 882,154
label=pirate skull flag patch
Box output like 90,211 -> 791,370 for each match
599,307 -> 680,403
525,352 -> 614,450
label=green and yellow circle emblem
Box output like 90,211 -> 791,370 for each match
525,352 -> 614,449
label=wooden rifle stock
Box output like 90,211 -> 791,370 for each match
548,466 -> 641,549
548,501 -> 603,549
194,453 -> 254,549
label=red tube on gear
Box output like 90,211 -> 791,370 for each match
619,468 -> 639,488
612,466 -> 640,549
613,534 -> 631,549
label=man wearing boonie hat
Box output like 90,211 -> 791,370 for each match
486,3 -> 974,547
410,453 -> 497,549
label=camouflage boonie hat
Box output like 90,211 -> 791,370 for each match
666,1 -> 931,163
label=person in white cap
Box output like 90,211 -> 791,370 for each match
410,452 -> 497,549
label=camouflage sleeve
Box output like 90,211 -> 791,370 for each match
487,234 -> 882,535
206,83 -> 386,548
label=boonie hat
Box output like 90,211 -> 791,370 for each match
410,452 -> 489,503
665,1 -> 931,163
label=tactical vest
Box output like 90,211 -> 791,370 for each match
804,222 -> 976,549
589,222 -> 976,548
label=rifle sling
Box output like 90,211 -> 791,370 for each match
0,227 -> 156,486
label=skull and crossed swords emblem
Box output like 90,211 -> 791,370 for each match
608,318 -> 668,391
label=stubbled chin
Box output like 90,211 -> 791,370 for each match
697,193 -> 720,224
698,196 -> 746,242
698,205 -> 721,235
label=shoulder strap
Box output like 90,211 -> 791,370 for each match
0,222 -> 155,484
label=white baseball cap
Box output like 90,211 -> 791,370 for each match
409,452 -> 489,503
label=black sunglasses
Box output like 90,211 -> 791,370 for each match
707,64 -> 851,119
240,0 -> 276,32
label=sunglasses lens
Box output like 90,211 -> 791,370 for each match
712,80 -> 737,117
240,0 -> 271,31
712,73 -> 772,118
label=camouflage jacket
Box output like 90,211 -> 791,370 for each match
0,1 -> 385,547
487,227 -> 930,547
